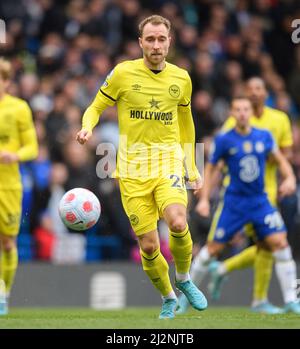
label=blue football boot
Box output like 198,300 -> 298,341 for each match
207,261 -> 227,301
251,302 -> 284,314
284,300 -> 300,314
159,298 -> 178,319
176,293 -> 190,314
175,279 -> 207,311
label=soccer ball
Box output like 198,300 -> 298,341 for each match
58,188 -> 101,231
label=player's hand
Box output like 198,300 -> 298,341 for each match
0,151 -> 19,164
278,177 -> 296,198
188,176 -> 203,195
76,129 -> 92,145
195,198 -> 210,217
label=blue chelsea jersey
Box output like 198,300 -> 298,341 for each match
209,127 -> 277,197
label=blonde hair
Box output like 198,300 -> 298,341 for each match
138,15 -> 171,37
0,57 -> 12,80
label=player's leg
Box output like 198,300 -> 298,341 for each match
137,229 -> 178,319
263,232 -> 300,314
0,235 -> 18,295
221,224 -> 257,275
136,228 -> 178,320
0,190 -> 22,315
138,230 -> 172,296
250,192 -> 281,313
163,203 -> 207,311
176,240 -> 225,313
250,204 -> 286,314
205,203 -> 255,300
191,200 -> 244,287
208,247 -> 257,301
251,246 -> 276,313
176,199 -> 241,314
208,245 -> 257,301
119,180 -> 177,319
154,174 -> 208,312
163,203 -> 191,282
249,190 -> 276,313
224,245 -> 256,273
254,205 -> 300,314
208,223 -> 276,313
209,241 -> 275,311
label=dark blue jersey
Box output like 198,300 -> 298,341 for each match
209,127 -> 276,197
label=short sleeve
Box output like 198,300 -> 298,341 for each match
178,73 -> 192,108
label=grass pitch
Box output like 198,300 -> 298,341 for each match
0,306 -> 299,329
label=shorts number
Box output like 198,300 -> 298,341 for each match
239,155 -> 260,183
264,212 -> 284,230
170,174 -> 184,188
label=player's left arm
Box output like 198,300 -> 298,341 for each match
278,112 -> 293,161
268,132 -> 296,197
0,102 -> 38,164
17,102 -> 38,161
279,146 -> 293,162
178,73 -> 202,192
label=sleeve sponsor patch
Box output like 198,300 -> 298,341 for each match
101,69 -> 115,87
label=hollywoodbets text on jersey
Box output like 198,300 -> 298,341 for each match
130,110 -> 173,125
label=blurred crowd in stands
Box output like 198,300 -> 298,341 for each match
1,0 -> 300,262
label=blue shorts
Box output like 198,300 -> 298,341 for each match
213,193 -> 286,243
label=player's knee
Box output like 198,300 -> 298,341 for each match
273,245 -> 292,262
269,239 -> 288,253
168,217 -> 187,233
0,237 -> 16,252
207,242 -> 223,257
140,242 -> 159,256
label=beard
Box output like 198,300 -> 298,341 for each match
150,53 -> 164,63
144,50 -> 166,65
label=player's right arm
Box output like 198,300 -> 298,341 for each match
195,163 -> 217,217
270,150 -> 296,198
76,94 -> 111,144
77,66 -> 122,145
266,131 -> 296,198
278,112 -> 293,161
177,73 -> 201,189
195,134 -> 225,217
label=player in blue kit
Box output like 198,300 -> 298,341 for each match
177,96 -> 300,314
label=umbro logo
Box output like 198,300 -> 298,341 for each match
132,84 -> 141,91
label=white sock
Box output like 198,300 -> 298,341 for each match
175,272 -> 190,282
273,246 -> 297,304
162,290 -> 177,300
190,245 -> 212,287
252,299 -> 268,307
217,262 -> 227,276
275,260 -> 297,303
